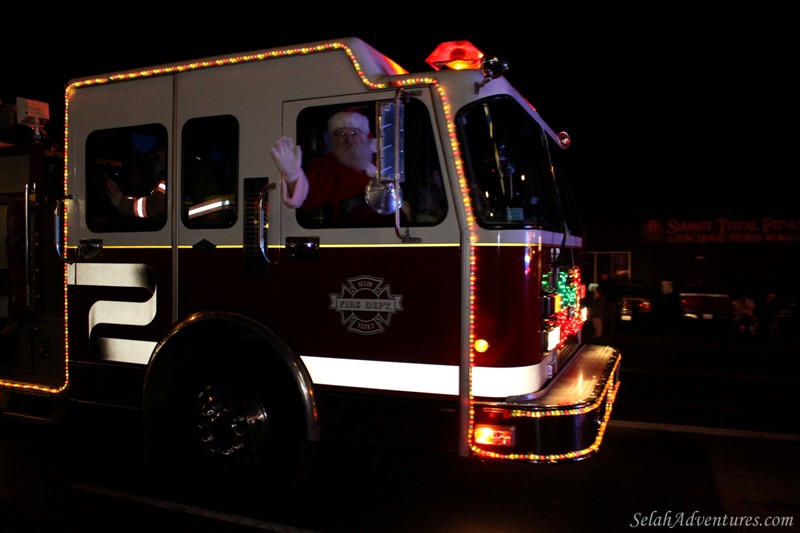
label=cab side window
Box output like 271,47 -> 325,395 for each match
181,115 -> 239,228
86,124 -> 168,232
295,99 -> 446,228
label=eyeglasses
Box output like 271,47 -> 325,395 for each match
334,128 -> 365,140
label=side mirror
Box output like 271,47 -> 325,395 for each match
369,97 -> 405,215
365,179 -> 402,215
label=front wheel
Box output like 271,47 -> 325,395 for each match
153,360 -> 316,486
192,381 -> 270,468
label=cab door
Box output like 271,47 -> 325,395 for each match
277,93 -> 464,383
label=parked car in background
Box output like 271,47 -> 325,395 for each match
616,282 -> 654,326
679,284 -> 734,322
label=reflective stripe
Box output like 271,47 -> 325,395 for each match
188,196 -> 233,218
68,263 -> 158,362
131,181 -> 165,219
301,355 -> 543,398
97,338 -> 157,364
134,197 -> 147,218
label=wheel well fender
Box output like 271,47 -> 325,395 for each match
142,310 -> 319,442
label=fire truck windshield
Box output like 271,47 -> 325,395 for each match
456,96 -> 569,232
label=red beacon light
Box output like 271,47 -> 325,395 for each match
426,41 -> 510,95
425,41 -> 484,71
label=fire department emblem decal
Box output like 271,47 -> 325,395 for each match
329,275 -> 403,335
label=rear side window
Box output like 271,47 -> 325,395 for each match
85,124 -> 168,232
181,115 -> 239,228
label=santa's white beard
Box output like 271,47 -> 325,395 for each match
335,143 -> 374,174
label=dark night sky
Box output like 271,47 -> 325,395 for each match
3,9 -> 796,228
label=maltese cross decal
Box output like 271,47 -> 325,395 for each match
329,275 -> 404,335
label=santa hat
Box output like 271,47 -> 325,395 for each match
327,111 -> 370,135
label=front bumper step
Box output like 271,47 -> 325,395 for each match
471,343 -> 621,462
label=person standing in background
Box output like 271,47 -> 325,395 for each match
762,291 -> 783,342
597,272 -> 619,336
589,286 -> 605,339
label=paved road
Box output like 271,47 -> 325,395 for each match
1,329 -> 798,532
1,421 -> 798,532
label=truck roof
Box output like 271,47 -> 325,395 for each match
67,36 -> 409,88
65,36 -> 569,150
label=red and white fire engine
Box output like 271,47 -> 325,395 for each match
0,37 -> 621,477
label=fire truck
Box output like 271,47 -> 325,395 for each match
0,37 -> 620,477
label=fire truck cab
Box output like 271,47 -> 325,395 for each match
1,37 -> 620,477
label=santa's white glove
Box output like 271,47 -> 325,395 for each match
270,137 -> 303,183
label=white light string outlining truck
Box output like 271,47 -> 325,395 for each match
0,37 -> 621,478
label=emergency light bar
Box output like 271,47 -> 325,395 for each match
425,41 -> 484,71
426,41 -> 510,95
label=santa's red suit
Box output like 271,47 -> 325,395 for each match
301,153 -> 387,225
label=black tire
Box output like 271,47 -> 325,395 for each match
155,356 -> 316,487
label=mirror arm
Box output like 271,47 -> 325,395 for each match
392,90 -> 420,242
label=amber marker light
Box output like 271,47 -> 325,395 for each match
425,41 -> 484,71
474,338 -> 489,353
474,425 -> 515,447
